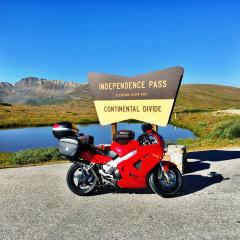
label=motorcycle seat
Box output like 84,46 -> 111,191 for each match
113,130 -> 135,145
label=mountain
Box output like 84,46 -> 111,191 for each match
0,77 -> 239,109
0,77 -> 90,104
0,82 -> 13,95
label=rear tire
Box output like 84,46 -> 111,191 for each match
66,162 -> 97,196
148,166 -> 183,198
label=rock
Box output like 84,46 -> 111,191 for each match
163,145 -> 187,173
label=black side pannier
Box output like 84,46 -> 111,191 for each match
59,138 -> 82,159
113,130 -> 135,145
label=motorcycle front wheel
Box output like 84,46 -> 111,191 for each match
148,165 -> 183,198
66,162 -> 97,196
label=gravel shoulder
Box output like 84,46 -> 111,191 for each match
0,148 -> 240,240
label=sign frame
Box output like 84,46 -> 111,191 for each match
88,66 -> 184,127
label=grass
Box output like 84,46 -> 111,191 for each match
0,148 -> 67,169
0,98 -> 98,129
177,138 -> 240,151
211,119 -> 240,139
0,152 -> 12,168
175,84 -> 240,111
171,111 -> 240,138
171,111 -> 240,150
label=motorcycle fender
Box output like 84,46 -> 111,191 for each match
161,161 -> 177,172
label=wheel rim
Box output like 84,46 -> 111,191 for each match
73,165 -> 96,192
157,169 -> 177,192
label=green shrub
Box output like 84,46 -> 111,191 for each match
213,120 -> 240,139
10,148 -> 62,165
181,108 -> 212,113
0,102 -> 12,106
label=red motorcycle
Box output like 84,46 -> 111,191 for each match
52,122 -> 183,197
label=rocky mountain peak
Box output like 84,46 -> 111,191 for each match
0,77 -> 90,104
14,77 -> 82,89
0,82 -> 13,88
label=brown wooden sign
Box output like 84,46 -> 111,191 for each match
88,66 -> 184,126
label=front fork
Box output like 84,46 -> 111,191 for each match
159,161 -> 170,182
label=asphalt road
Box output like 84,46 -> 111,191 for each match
0,148 -> 240,240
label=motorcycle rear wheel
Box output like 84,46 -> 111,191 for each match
66,162 -> 97,196
148,166 -> 183,198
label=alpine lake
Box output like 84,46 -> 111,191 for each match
0,123 -> 196,152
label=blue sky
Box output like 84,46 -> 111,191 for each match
0,0 -> 239,86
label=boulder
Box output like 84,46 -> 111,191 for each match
163,145 -> 187,173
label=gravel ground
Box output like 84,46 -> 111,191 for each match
0,148 -> 240,240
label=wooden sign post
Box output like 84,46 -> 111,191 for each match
152,124 -> 158,133
111,123 -> 118,141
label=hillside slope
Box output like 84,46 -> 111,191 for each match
175,84 -> 240,111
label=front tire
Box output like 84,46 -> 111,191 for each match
148,166 -> 183,198
66,162 -> 97,196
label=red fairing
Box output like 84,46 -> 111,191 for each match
79,150 -> 112,164
110,140 -> 140,157
117,144 -> 164,188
